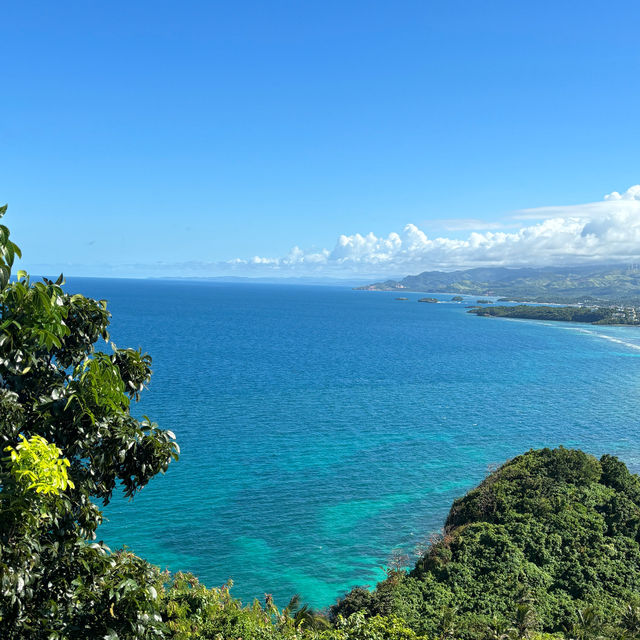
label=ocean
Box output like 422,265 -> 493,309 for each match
63,278 -> 640,610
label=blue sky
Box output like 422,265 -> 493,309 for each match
2,1 -> 640,278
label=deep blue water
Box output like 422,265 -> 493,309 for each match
63,278 -> 640,609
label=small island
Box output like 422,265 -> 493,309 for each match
476,299 -> 492,304
395,296 -> 409,301
451,295 -> 464,302
418,297 -> 438,303
468,304 -> 640,325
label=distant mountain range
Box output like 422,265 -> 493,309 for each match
357,264 -> 640,304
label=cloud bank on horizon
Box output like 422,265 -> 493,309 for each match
226,185 -> 640,278
26,186 -> 640,279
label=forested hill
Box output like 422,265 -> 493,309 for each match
333,447 -> 640,639
357,264 -> 640,304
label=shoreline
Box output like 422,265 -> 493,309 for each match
356,287 -> 640,308
468,304 -> 640,327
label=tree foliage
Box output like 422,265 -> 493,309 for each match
4,433 -> 74,494
0,205 -> 179,638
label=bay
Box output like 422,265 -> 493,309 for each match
63,278 -> 640,609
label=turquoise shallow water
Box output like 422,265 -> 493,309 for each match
64,278 -> 640,609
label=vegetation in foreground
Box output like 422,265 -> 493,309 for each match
3,205 -> 640,639
468,304 -> 640,325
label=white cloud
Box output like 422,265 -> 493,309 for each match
22,184 -> 640,279
44,185 -> 634,278
223,185 -> 640,277
604,185 -> 640,201
420,218 -> 512,232
513,185 -> 640,221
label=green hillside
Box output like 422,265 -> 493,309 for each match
333,447 -> 640,639
358,265 -> 640,304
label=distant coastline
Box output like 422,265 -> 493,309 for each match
356,264 -> 640,306
468,304 -> 640,326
